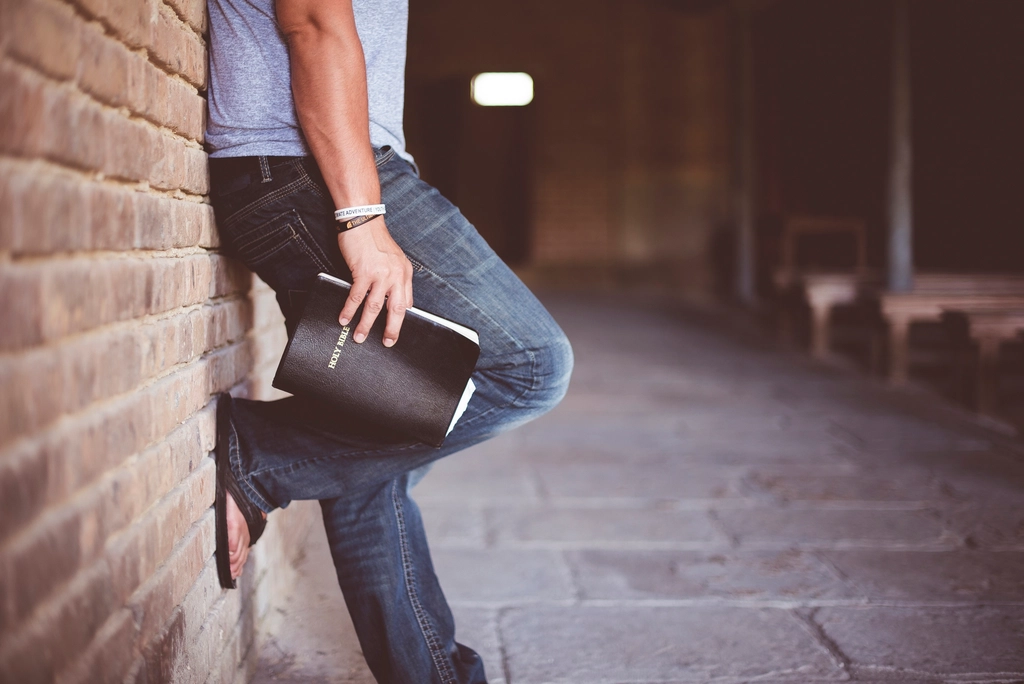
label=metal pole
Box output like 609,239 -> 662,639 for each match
734,0 -> 757,305
888,0 -> 914,292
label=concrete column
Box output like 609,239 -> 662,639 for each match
733,0 -> 757,305
887,0 -> 914,292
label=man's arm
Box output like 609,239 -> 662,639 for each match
276,0 -> 413,347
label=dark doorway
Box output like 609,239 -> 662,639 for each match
406,77 -> 532,266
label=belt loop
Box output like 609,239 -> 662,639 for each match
258,155 -> 272,183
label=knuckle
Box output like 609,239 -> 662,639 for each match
366,300 -> 383,313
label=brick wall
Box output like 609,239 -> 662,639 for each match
0,0 -> 319,681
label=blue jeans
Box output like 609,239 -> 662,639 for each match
208,147 -> 573,684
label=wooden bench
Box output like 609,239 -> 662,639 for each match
879,274 -> 1024,386
773,216 -> 870,355
943,308 -> 1024,414
793,271 -> 882,359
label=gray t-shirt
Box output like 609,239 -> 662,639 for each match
206,0 -> 412,162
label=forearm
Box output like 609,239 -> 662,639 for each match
279,4 -> 379,209
275,0 -> 412,347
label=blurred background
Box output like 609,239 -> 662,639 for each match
406,0 -> 1024,290
2,0 -> 1024,681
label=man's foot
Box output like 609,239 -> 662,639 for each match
226,490 -> 266,579
215,392 -> 269,588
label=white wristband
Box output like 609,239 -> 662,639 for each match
334,204 -> 386,221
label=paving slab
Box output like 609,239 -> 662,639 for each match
568,548 -> 856,601
742,471 -> 944,505
820,550 -> 1024,601
488,507 -> 729,547
252,518 -> 374,684
533,462 -> 745,500
500,606 -> 844,683
937,506 -> 1024,549
419,503 -> 488,549
715,508 -> 951,548
413,465 -> 540,504
816,606 -> 1024,678
433,549 -> 576,603
253,294 -> 1024,683
450,607 -> 506,684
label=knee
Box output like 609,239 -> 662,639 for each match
523,332 -> 574,414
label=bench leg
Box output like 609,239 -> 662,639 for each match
810,302 -> 831,359
888,317 -> 911,386
975,336 -> 1001,415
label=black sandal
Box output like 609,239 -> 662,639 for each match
215,392 -> 267,589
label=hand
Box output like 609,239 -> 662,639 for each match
336,218 -> 414,347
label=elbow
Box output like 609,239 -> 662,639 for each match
276,2 -> 351,45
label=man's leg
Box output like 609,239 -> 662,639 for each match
319,473 -> 485,684
224,152 -> 573,511
211,150 -> 572,682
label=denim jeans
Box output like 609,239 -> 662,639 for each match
208,147 -> 573,684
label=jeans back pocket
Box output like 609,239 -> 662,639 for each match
227,208 -> 334,280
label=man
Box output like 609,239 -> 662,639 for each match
204,0 -> 573,681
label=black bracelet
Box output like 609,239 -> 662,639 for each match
336,213 -> 382,233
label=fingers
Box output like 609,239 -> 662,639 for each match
382,294 -> 408,347
353,287 -> 386,344
334,221 -> 415,345
338,277 -> 367,327
341,260 -> 414,346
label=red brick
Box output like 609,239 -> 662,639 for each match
206,299 -> 254,351
210,254 -> 252,299
0,404 -> 214,626
104,460 -> 212,607
164,0 -> 206,35
86,42 -> 206,142
0,264 -> 46,350
165,78 -> 205,142
71,0 -> 156,51
1,362 -> 213,520
0,446 -> 49,558
183,143 -> 210,194
78,22 -> 133,110
127,510 -> 214,648
1,173 -> 214,254
55,607 -> 139,684
137,562 -> 226,684
0,63 -> 207,192
4,168 -> 95,253
0,561 -> 116,682
5,0 -> 82,82
149,3 -> 207,88
142,607 -> 186,684
1,507 -> 83,628
0,255 -> 217,347
0,344 -> 63,446
0,62 -> 48,159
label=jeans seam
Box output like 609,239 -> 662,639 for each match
228,407 -> 275,513
237,231 -> 298,265
222,177 -> 309,228
401,259 -> 539,429
290,215 -> 334,273
390,480 -> 457,684
249,438 -> 424,479
300,169 -> 330,202
453,346 -> 538,433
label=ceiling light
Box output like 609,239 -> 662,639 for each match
471,72 -> 534,107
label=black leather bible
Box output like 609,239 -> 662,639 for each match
272,273 -> 481,447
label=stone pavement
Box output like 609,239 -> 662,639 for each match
252,294 -> 1024,683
